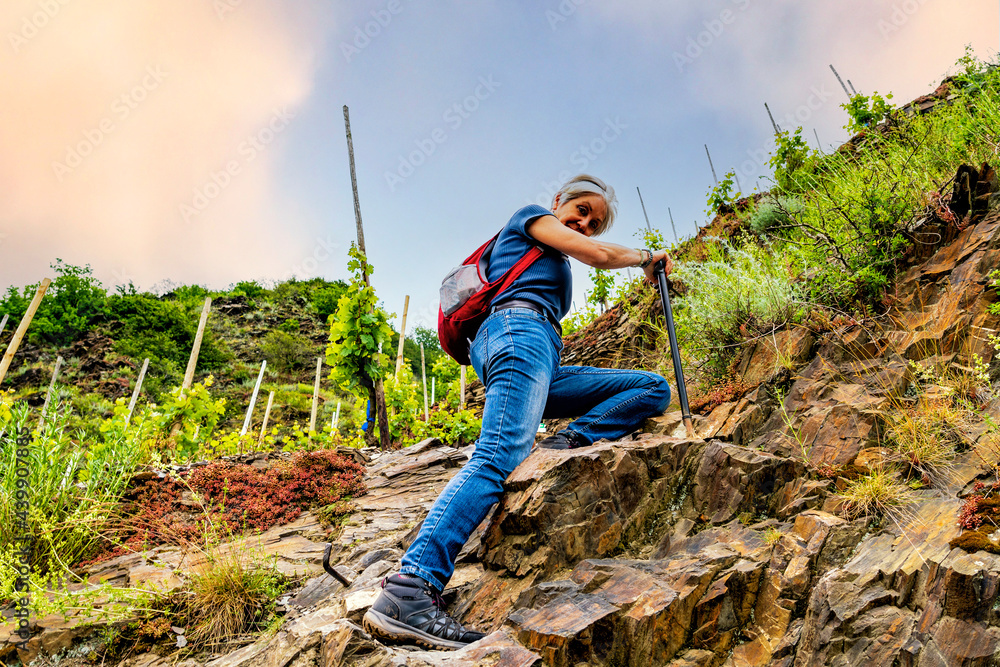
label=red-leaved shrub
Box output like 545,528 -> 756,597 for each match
82,450 -> 366,566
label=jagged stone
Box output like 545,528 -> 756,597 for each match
481,438 -> 700,582
508,550 -> 753,666
793,495 -> 1000,665
690,441 -> 804,524
733,328 -> 816,388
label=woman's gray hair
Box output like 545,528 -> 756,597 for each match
552,174 -> 617,235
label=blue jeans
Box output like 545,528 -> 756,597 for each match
400,308 -> 670,591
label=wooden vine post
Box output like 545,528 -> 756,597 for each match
309,356 -> 322,433
241,360 -> 267,437
181,297 -> 212,396
258,391 -> 275,447
395,295 -> 409,377
460,366 -> 466,409
125,358 -> 150,426
0,278 -> 52,387
704,144 -> 719,185
171,297 -> 212,438
420,343 -> 429,420
344,104 -> 390,450
38,355 -> 64,429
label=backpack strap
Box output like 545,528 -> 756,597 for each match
489,245 -> 544,301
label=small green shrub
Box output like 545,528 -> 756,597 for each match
587,268 -> 615,311
748,195 -> 805,235
769,128 -> 815,192
261,330 -> 312,372
0,260 -> 111,346
674,240 -> 799,347
706,171 -> 739,215
842,91 -> 895,134
231,280 -> 266,299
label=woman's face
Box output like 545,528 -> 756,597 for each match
552,193 -> 607,237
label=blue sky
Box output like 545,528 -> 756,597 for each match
1,0 -> 997,330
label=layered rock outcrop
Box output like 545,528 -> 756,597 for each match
7,186 -> 1000,666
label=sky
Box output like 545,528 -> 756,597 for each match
0,0 -> 997,331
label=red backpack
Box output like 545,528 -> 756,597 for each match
438,233 -> 543,365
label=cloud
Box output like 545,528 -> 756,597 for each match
0,0 -> 323,290
589,0 -> 996,114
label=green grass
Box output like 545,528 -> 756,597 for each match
0,399 -> 148,582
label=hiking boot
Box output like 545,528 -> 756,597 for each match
362,573 -> 486,650
538,429 -> 587,450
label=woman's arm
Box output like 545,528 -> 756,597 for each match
526,214 -> 673,282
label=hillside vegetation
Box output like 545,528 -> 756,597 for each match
3,51 -> 1000,665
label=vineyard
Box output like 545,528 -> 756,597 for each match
4,52 -> 1000,666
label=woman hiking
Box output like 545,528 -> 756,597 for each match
363,174 -> 674,650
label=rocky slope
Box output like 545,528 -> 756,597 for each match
7,187 -> 1000,666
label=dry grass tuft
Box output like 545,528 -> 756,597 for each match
838,466 -> 914,519
881,396 -> 971,484
175,543 -> 288,649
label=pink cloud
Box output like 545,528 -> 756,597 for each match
0,0 -> 322,290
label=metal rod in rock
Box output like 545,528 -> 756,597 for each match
395,295 -> 409,377
830,64 -> 852,99
39,355 -> 64,429
126,358 -> 150,426
814,128 -> 825,155
323,544 -> 353,587
0,314 -> 8,338
764,102 -> 781,135
309,356 -> 322,433
848,79 -> 858,96
242,360 -> 267,437
668,208 -> 678,242
734,171 -> 743,194
420,343 -> 429,420
704,145 -> 719,185
258,391 -> 275,448
654,264 -> 695,438
0,278 -> 52,386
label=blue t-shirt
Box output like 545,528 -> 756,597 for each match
486,205 -> 572,324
